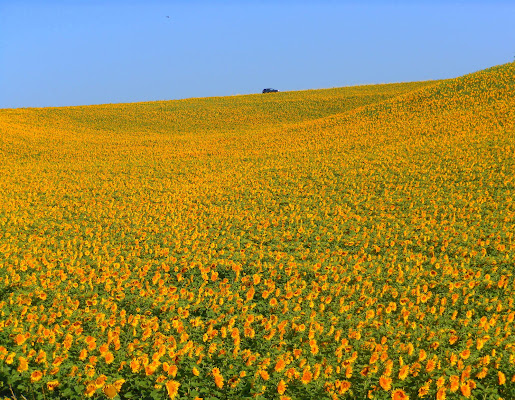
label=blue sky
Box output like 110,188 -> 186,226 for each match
1,0 -> 514,109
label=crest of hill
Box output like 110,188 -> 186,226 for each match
260,61 -> 515,155
0,80 -> 434,137
0,80 -> 436,163
0,62 -> 513,165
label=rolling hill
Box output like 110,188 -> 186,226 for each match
0,62 -> 514,400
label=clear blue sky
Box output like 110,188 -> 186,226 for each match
1,0 -> 514,109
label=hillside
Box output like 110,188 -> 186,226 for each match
0,63 -> 514,400
0,80 -> 434,162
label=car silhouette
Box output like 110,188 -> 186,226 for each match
262,88 -> 279,93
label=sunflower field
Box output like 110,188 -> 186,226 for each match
0,62 -> 514,400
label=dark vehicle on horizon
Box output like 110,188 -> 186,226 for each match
262,88 -> 279,93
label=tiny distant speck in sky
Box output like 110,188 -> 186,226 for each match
0,0 -> 514,108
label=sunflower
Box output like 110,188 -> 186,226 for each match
398,365 -> 409,380
498,371 -> 506,385
102,385 -> 118,399
449,375 -> 460,392
379,375 -> 392,391
277,379 -> 287,395
30,370 -> 43,382
301,368 -> 312,384
17,356 -> 28,372
460,383 -> 471,397
391,389 -> 409,400
165,380 -> 180,399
